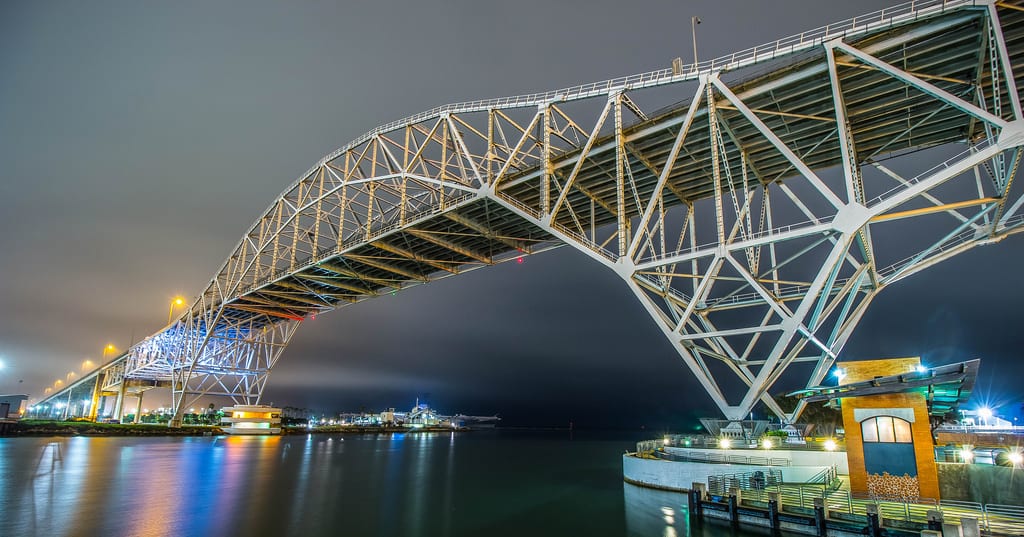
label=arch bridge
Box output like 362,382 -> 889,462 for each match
35,0 -> 1024,426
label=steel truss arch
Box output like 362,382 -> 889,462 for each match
35,0 -> 1024,426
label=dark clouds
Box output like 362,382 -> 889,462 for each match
2,0 -> 1022,427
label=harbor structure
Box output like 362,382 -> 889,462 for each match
0,394 -> 28,419
623,357 -> 1023,534
220,405 -> 282,435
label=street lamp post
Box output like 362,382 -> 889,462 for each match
691,16 -> 702,70
168,297 -> 186,324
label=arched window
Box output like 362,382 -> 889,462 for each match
861,416 -> 912,443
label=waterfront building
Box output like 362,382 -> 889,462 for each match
220,405 -> 282,435
790,357 -> 978,501
0,394 -> 28,419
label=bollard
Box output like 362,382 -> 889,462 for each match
691,483 -> 705,519
813,498 -> 827,537
927,510 -> 944,532
959,517 -> 979,537
729,486 -> 743,505
728,494 -> 739,527
768,497 -> 780,532
866,504 -> 881,537
941,522 -> 963,537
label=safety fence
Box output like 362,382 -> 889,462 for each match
715,477 -> 1024,535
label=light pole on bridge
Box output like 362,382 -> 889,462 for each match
167,297 -> 186,324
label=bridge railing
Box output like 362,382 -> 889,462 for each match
866,139 -> 995,208
301,0 -> 975,189
634,216 -> 832,267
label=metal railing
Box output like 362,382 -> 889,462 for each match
651,447 -> 791,468
716,476 -> 1024,535
708,469 -> 784,494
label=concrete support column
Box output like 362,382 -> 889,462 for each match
88,375 -> 103,421
113,381 -> 126,422
133,391 -> 144,424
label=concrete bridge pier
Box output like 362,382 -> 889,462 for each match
113,381 -> 126,422
133,392 -> 144,424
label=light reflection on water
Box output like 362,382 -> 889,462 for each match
0,431 -> 761,537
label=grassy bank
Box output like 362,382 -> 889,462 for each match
6,420 -> 223,437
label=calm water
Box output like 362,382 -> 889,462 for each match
0,430 -> 763,537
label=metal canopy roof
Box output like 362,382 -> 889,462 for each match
787,358 -> 979,416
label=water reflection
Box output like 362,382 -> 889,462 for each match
623,482 -> 757,537
0,432 -> 761,537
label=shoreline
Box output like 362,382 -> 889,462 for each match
1,420 -> 478,437
4,420 -> 221,437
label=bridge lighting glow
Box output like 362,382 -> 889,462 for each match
168,297 -> 186,323
915,364 -> 928,373
824,439 -> 837,451
718,438 -> 731,449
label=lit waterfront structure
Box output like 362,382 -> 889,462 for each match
310,400 -> 499,429
34,1 -> 1024,428
220,405 -> 282,435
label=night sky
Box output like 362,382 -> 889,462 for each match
2,0 -> 1022,428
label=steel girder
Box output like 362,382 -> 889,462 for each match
33,0 -> 1024,425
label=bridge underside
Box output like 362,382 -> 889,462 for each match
35,0 -> 1024,425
